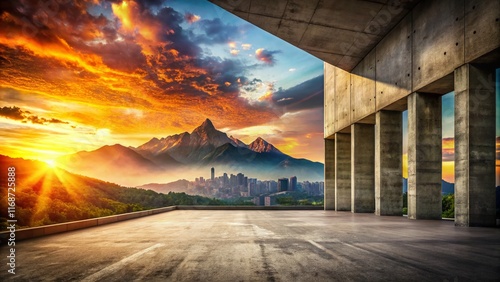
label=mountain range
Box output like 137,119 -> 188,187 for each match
402,178 -> 455,194
57,119 -> 324,186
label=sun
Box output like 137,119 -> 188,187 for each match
45,159 -> 57,168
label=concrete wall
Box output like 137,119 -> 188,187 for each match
324,0 -> 500,137
0,206 -> 176,241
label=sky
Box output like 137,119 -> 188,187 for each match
0,0 -> 325,163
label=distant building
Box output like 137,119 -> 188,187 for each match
278,178 -> 289,192
289,176 -> 297,191
265,196 -> 276,206
237,173 -> 244,186
211,167 -> 215,181
253,196 -> 265,206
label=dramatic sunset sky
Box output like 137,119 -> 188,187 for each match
0,0 -> 324,163
0,0 -> 498,185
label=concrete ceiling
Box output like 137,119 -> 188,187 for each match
209,0 -> 421,71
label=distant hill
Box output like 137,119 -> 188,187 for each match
56,144 -> 177,185
402,178 -> 455,194
138,179 -> 190,193
0,155 -> 223,229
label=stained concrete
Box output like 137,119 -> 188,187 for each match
351,124 -> 375,213
412,0 -> 465,92
375,110 -> 403,216
334,67 -> 351,131
324,139 -> 335,210
351,49 -> 376,123
2,210 -> 499,281
464,0 -> 500,63
324,63 -> 336,137
407,92 -> 442,220
375,13 -> 412,111
454,64 -> 497,227
335,133 -> 351,211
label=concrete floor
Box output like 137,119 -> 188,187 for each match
1,210 -> 499,281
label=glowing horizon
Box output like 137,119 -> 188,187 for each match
0,0 -> 325,164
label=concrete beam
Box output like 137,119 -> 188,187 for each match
412,0 -> 464,92
464,0 -> 500,63
351,124 -> 375,213
407,92 -> 442,220
454,64 -> 496,227
375,13 -> 412,111
335,67 -> 351,131
324,62 -> 336,137
375,110 -> 403,216
335,133 -> 351,211
351,49 -> 376,123
324,139 -> 335,210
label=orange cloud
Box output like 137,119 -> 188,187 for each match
185,13 -> 201,23
0,0 -> 283,163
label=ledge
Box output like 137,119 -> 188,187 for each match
0,206 -> 176,242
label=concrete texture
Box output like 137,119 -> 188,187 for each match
412,0 -> 464,92
324,139 -> 335,210
351,124 -> 375,213
375,110 -> 403,216
324,63 -> 336,137
319,0 -> 499,139
335,133 -> 351,211
1,210 -> 499,281
407,93 -> 442,220
464,0 -> 500,63
0,207 -> 176,242
351,49 -> 376,123
375,13 -> 412,111
454,64 -> 497,227
334,67 -> 351,131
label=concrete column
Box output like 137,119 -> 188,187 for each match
324,139 -> 335,210
351,124 -> 375,213
454,64 -> 496,227
407,92 -> 442,220
375,111 -> 403,216
335,133 -> 351,211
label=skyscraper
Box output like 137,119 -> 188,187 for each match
278,178 -> 289,192
211,167 -> 215,181
289,176 -> 297,191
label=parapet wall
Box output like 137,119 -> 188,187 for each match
0,206 -> 176,242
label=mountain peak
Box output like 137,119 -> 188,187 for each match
249,137 -> 282,154
192,118 -> 217,134
201,118 -> 214,128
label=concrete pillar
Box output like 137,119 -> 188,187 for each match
324,139 -> 335,210
375,111 -> 403,216
335,133 -> 351,211
407,92 -> 442,220
351,124 -> 375,213
454,64 -> 496,227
